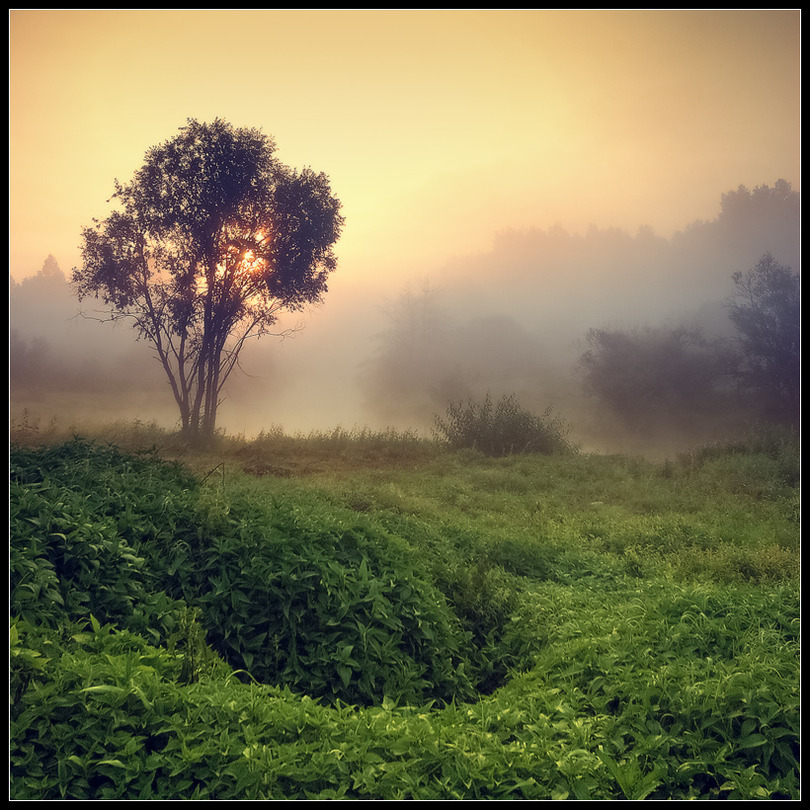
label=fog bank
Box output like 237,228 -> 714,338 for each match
10,181 -> 799,456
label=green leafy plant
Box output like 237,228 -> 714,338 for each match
9,428 -> 799,799
166,604 -> 228,684
10,440 -> 199,641
172,496 -> 478,706
10,479 -> 148,628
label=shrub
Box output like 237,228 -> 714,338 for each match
434,394 -> 576,457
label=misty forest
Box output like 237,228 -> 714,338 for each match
10,120 -> 799,799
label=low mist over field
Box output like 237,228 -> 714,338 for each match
10,11 -> 799,456
10,178 -> 799,455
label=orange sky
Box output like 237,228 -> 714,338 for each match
9,9 -> 801,286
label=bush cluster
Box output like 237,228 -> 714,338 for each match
168,495 -> 477,706
433,393 -> 576,457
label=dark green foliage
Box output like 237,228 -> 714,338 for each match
10,439 -> 198,642
434,393 -> 576,456
10,480 -> 145,628
9,433 -> 800,800
168,495 -> 477,706
11,582 -> 799,800
431,553 -> 521,694
10,440 -> 476,708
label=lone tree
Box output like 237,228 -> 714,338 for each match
73,119 -> 343,443
725,252 -> 799,424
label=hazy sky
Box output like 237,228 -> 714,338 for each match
10,9 -> 800,288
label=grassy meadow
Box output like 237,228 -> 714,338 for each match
10,418 -> 800,799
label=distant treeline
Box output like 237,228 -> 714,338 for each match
11,181 -> 799,449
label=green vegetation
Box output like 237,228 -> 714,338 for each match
434,393 -> 577,457
10,423 -> 799,799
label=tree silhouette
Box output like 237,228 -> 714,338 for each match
725,252 -> 799,424
72,119 -> 343,442
578,325 -> 723,431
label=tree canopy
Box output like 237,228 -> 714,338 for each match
577,325 -> 723,432
726,252 -> 799,424
72,119 -> 343,441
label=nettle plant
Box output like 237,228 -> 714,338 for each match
10,440 -> 198,641
8,433 -> 800,800
169,493 -> 478,706
9,440 -> 479,707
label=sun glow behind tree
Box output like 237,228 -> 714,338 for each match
72,119 -> 343,443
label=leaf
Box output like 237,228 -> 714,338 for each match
80,685 -> 126,695
737,733 -> 768,750
337,665 -> 353,688
97,759 -> 127,768
598,751 -> 662,800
